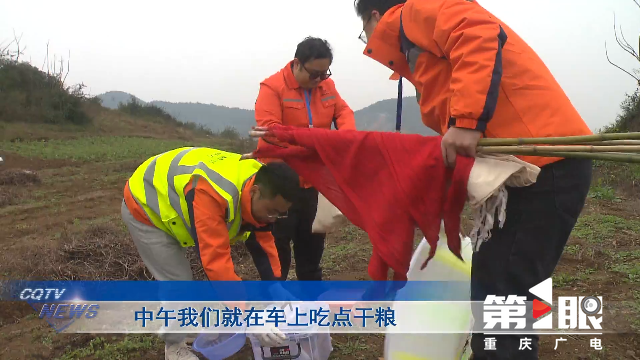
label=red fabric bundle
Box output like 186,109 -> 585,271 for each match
253,125 -> 474,281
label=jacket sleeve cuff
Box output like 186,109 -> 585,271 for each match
449,117 -> 487,132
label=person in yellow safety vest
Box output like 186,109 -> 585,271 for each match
121,147 -> 299,360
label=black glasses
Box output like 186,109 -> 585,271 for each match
359,16 -> 372,44
302,64 -> 331,81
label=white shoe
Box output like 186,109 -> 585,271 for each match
165,342 -> 199,360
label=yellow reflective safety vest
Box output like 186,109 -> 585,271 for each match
128,147 -> 263,247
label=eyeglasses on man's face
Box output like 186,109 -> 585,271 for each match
266,210 -> 288,219
359,15 -> 372,44
302,64 -> 332,81
358,29 -> 368,44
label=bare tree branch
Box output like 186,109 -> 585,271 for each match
606,2 -> 640,86
606,41 -> 640,83
62,50 -> 70,85
41,41 -> 49,71
46,41 -> 50,75
614,14 -> 639,59
618,27 -> 637,56
12,29 -> 23,61
0,39 -> 15,55
58,56 -> 65,83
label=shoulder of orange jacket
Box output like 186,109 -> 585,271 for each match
260,64 -> 288,89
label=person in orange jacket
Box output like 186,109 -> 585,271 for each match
354,1 -> 593,359
121,147 -> 299,359
255,36 -> 357,281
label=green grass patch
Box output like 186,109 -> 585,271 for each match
41,334 -> 53,346
0,199 -> 54,216
632,291 -> 640,331
339,224 -> 367,241
572,214 -> 640,243
604,249 -> 640,261
554,273 -> 580,287
70,215 -> 121,229
0,136 -> 240,162
322,242 -> 362,270
554,267 -> 597,287
56,335 -> 160,360
588,180 -> 620,202
96,171 -> 131,185
333,336 -> 369,359
592,161 -> 640,191
322,225 -> 370,269
608,263 -> 640,283
603,245 -> 640,283
564,245 -> 581,255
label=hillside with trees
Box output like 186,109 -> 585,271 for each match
98,91 -> 437,136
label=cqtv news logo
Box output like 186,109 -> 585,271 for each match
483,277 -> 603,332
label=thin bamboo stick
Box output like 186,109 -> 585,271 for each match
477,145 -> 640,153
575,140 -> 640,146
477,132 -> 640,146
478,150 -> 640,163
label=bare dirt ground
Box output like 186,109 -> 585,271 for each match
1,132 -> 639,359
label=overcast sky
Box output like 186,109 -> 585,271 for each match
1,0 -> 639,131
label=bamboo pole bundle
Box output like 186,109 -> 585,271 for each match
476,132 -> 640,146
478,145 -> 640,153
246,127 -> 640,163
476,132 -> 640,163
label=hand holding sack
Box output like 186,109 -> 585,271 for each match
257,324 -> 287,347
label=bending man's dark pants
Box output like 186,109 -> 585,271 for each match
470,158 -> 592,360
272,187 -> 325,281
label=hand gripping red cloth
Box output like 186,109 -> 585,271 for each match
253,125 -> 475,281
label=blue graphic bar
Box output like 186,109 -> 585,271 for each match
1,280 -> 470,302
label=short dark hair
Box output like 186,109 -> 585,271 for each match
254,161 -> 300,203
354,0 -> 406,18
294,37 -> 333,65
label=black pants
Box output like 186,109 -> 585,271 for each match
470,158 -> 592,360
273,187 -> 326,281
244,231 -> 279,281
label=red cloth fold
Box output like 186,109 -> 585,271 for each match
253,125 -> 474,281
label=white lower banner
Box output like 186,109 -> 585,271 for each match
33,300 -> 474,334
31,299 -> 633,334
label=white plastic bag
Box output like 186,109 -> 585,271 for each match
312,193 -> 347,233
384,223 -> 474,360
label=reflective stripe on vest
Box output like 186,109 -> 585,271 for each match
128,147 -> 263,247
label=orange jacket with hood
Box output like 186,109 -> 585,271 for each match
365,0 -> 592,167
255,61 -> 357,187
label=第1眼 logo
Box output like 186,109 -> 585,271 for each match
530,278 -> 603,330
482,278 -> 603,331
